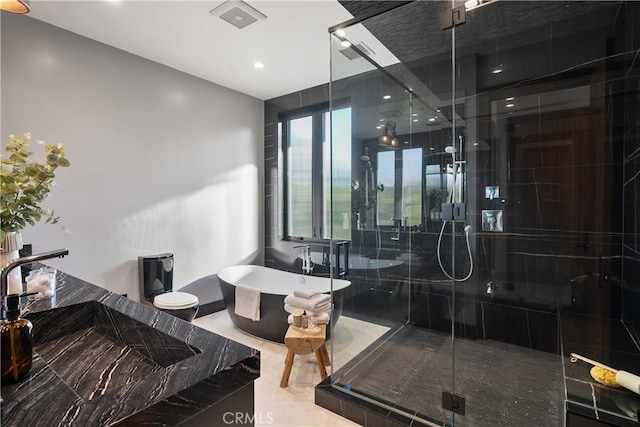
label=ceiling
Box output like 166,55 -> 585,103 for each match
26,0 -> 357,101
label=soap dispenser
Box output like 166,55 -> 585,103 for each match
1,294 -> 33,384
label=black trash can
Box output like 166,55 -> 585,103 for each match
139,253 -> 174,300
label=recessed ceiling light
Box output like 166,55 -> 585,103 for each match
412,113 -> 418,117
506,97 -> 514,101
376,125 -> 383,129
378,119 -> 384,122
430,147 -> 435,151
254,62 -> 264,69
340,40 -> 352,48
429,117 -> 436,122
436,109 -> 441,112
492,66 -> 503,74
383,95 -> 391,100
473,142 -> 479,146
465,0 -> 479,9
506,103 -> 515,108
413,119 -> 419,122
335,29 -> 346,37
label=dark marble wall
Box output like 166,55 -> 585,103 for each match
264,1 -> 639,339
620,2 -> 640,323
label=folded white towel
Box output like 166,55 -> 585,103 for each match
284,294 -> 331,311
288,312 -> 330,325
293,289 -> 324,299
235,285 -> 260,321
284,303 -> 330,316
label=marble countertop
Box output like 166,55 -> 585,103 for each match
1,268 -> 260,426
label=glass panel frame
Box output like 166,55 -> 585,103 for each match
327,3 -> 455,425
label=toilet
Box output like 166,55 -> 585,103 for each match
139,253 -> 199,322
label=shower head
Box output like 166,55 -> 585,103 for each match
445,145 -> 457,169
360,155 -> 370,162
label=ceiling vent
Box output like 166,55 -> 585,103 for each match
339,42 -> 375,60
379,110 -> 403,119
210,0 -> 267,29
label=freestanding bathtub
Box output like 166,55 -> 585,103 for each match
218,265 -> 351,343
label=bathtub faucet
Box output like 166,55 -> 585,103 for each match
293,245 -> 314,275
391,218 -> 403,241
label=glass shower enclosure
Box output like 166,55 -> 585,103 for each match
322,1 -> 640,426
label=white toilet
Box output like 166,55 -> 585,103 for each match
139,253 -> 199,322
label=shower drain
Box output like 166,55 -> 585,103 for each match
388,348 -> 435,395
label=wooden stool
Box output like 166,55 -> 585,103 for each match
280,324 -> 331,388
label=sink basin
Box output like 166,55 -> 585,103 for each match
25,301 -> 201,401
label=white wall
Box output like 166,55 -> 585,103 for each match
1,14 -> 264,301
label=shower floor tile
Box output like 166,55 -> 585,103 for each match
331,323 -> 565,427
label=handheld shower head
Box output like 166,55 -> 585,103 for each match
360,155 -> 370,162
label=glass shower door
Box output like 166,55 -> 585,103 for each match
327,2 -> 456,426
324,1 -> 639,426
449,1 -> 636,426
447,2 -> 570,425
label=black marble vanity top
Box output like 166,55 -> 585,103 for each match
561,312 -> 640,426
0,269 -> 260,426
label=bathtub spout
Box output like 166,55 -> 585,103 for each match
293,245 -> 314,275
391,218 -> 402,241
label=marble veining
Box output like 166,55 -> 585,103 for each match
35,327 -> 165,401
1,268 -> 260,426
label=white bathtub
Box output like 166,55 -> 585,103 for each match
218,265 -> 351,343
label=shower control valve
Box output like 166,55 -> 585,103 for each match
486,281 -> 497,294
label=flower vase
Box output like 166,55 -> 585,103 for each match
0,232 -> 24,295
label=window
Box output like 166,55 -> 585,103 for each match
376,147 -> 423,228
281,105 -> 351,241
286,115 -> 313,237
402,148 -> 423,227
376,151 -> 395,226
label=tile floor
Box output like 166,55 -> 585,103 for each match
193,311 -> 390,426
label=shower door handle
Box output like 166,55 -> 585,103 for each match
442,391 -> 465,415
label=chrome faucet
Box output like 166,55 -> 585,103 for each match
293,245 -> 313,275
391,218 -> 402,241
1,248 -> 69,301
